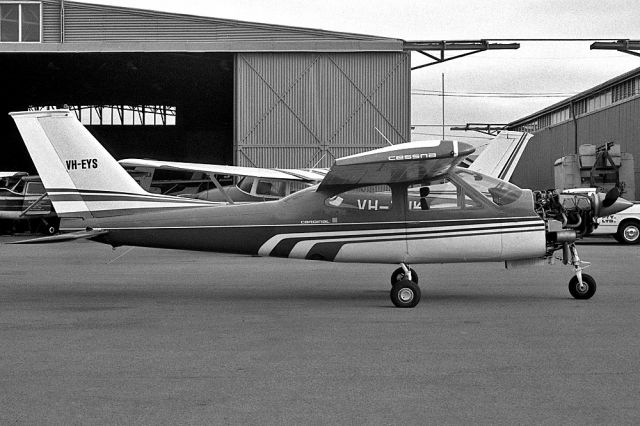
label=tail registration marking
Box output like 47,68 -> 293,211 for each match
66,159 -> 98,170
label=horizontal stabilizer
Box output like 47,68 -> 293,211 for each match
7,228 -> 108,244
318,140 -> 474,191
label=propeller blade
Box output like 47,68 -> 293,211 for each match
602,187 -> 620,208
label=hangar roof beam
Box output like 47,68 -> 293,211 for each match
449,123 -> 508,136
404,40 -> 520,70
590,39 -> 640,58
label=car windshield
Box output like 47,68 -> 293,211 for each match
453,168 -> 523,206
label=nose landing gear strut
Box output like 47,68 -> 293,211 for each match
565,243 -> 596,299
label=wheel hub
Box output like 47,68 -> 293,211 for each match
398,288 -> 414,302
624,226 -> 639,241
577,282 -> 588,293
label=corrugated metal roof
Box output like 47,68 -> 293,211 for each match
58,0 -> 399,44
508,65 -> 640,128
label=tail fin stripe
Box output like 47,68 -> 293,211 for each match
498,133 -> 527,180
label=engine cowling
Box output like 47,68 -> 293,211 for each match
534,187 -> 632,252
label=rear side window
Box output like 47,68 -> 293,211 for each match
26,181 -> 45,195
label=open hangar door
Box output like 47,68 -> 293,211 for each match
0,52 -> 234,173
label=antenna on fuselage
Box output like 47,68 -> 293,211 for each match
374,127 -> 394,146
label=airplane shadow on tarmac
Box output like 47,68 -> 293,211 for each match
5,286 -> 565,313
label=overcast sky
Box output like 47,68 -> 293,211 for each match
82,0 -> 640,143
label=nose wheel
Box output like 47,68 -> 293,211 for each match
390,279 -> 421,308
568,274 -> 596,299
390,263 -> 421,308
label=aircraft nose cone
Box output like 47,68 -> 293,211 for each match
599,197 -> 633,217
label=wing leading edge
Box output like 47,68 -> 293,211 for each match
118,158 -> 327,182
317,140 -> 474,192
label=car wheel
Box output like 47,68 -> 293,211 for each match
616,220 -> 640,244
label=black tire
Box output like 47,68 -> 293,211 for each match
390,279 -> 421,308
568,274 -> 596,299
390,267 -> 419,286
616,220 -> 640,245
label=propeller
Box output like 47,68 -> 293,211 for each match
602,187 -> 620,208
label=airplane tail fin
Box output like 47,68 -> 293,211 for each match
10,110 -> 208,219
467,131 -> 532,181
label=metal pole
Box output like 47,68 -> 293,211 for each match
441,73 -> 445,140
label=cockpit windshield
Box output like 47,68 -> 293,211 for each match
453,168 -> 523,206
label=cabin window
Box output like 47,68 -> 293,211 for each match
12,179 -> 25,194
287,180 -> 311,195
325,185 -> 393,211
408,178 -> 483,211
236,177 -> 254,194
255,179 -> 286,198
0,2 -> 41,42
25,181 -> 45,195
453,169 -> 522,206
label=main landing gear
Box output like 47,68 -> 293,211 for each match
390,264 -> 421,308
565,243 -> 596,299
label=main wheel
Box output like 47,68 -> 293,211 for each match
390,279 -> 421,308
390,267 -> 418,285
568,274 -> 596,299
616,220 -> 640,244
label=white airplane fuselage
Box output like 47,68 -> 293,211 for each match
61,175 -> 547,265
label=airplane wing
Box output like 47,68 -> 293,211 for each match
118,158 -> 326,182
0,172 -> 29,178
317,140 -> 474,192
6,228 -> 108,244
467,131 -> 532,181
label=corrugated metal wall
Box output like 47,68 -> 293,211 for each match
511,96 -> 640,199
235,52 -> 410,168
42,0 -> 61,42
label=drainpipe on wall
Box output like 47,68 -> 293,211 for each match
60,0 -> 65,43
570,101 -> 578,154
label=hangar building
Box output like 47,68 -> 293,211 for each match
0,0 -> 410,172
507,66 -> 640,200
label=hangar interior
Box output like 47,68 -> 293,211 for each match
2,51 -> 234,172
1,0 -> 408,173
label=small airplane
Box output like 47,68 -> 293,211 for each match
119,158 -> 328,203
118,130 -> 530,204
0,172 -> 59,234
8,110 -> 632,307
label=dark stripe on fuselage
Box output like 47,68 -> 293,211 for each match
271,221 -> 543,259
0,198 -> 25,211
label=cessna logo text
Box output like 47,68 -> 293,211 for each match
66,158 -> 98,170
388,153 -> 436,161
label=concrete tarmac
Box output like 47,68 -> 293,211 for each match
1,236 -> 639,424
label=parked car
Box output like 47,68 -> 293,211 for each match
592,202 -> 640,244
